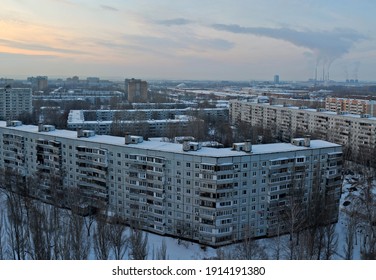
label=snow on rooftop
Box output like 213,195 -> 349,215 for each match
0,121 -> 340,157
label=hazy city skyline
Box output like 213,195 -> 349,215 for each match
1,0 -> 375,81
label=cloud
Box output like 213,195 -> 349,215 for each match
123,34 -> 234,52
156,18 -> 192,26
211,24 -> 367,60
100,5 -> 119,12
95,33 -> 235,60
190,38 -> 235,51
0,38 -> 84,55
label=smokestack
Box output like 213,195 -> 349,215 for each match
315,66 -> 317,83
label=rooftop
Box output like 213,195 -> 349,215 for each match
0,121 -> 340,157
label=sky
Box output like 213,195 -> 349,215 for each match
0,0 -> 375,81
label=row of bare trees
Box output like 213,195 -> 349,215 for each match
0,169 -> 160,260
341,165 -> 376,260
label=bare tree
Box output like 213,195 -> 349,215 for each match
235,236 -> 268,260
281,179 -> 308,260
56,211 -> 73,260
108,216 -> 128,260
0,206 -> 6,259
6,190 -> 28,260
155,239 -> 169,260
26,201 -> 53,260
93,214 -> 112,260
68,211 -> 90,260
343,213 -> 357,260
323,223 -> 338,260
128,227 -> 148,260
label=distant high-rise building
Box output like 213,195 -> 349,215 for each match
0,85 -> 32,120
125,78 -> 148,102
274,75 -> 280,84
28,76 -> 48,91
87,77 -> 100,87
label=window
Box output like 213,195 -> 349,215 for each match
296,157 -> 305,163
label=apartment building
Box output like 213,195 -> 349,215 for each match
0,120 -> 342,246
125,78 -> 148,102
230,100 -> 376,157
0,86 -> 33,120
27,76 -> 48,92
325,97 -> 376,116
67,108 -> 229,136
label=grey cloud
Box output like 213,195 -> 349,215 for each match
156,18 -> 192,26
190,38 -> 235,51
124,34 -> 235,52
96,33 -> 234,57
0,39 -> 84,55
211,23 -> 367,59
100,5 -> 119,12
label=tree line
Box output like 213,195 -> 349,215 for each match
0,169 -> 163,260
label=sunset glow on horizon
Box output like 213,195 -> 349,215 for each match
1,0 -> 375,81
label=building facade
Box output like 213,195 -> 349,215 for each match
27,76 -> 48,92
0,121 -> 342,246
325,97 -> 376,116
0,86 -> 33,120
125,78 -> 148,102
230,100 -> 376,157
